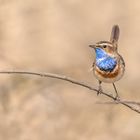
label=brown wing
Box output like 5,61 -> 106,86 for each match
119,54 -> 125,67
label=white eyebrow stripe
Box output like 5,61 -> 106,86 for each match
99,43 -> 112,47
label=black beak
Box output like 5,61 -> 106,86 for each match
89,44 -> 96,49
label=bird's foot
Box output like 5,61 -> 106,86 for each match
97,88 -> 102,96
114,95 -> 120,101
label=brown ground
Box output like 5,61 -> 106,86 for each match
0,0 -> 140,140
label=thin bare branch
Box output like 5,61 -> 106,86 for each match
0,70 -> 139,114
96,101 -> 140,105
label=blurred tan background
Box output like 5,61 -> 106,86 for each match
0,0 -> 140,140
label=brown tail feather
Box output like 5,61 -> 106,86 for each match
110,25 -> 120,44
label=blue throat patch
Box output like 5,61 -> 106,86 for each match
95,48 -> 117,72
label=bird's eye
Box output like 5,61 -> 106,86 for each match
103,45 -> 107,48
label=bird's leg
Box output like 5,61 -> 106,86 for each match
97,81 -> 102,95
112,83 -> 120,100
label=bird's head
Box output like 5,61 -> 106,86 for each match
89,41 -> 118,55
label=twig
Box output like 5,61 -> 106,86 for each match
96,101 -> 140,105
0,70 -> 139,114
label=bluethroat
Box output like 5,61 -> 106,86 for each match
89,25 -> 125,99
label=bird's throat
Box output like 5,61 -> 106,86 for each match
95,48 -> 117,72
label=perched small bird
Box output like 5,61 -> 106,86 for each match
89,25 -> 125,99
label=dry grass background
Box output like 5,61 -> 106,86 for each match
0,0 -> 140,140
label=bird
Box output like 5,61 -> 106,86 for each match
89,25 -> 125,99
